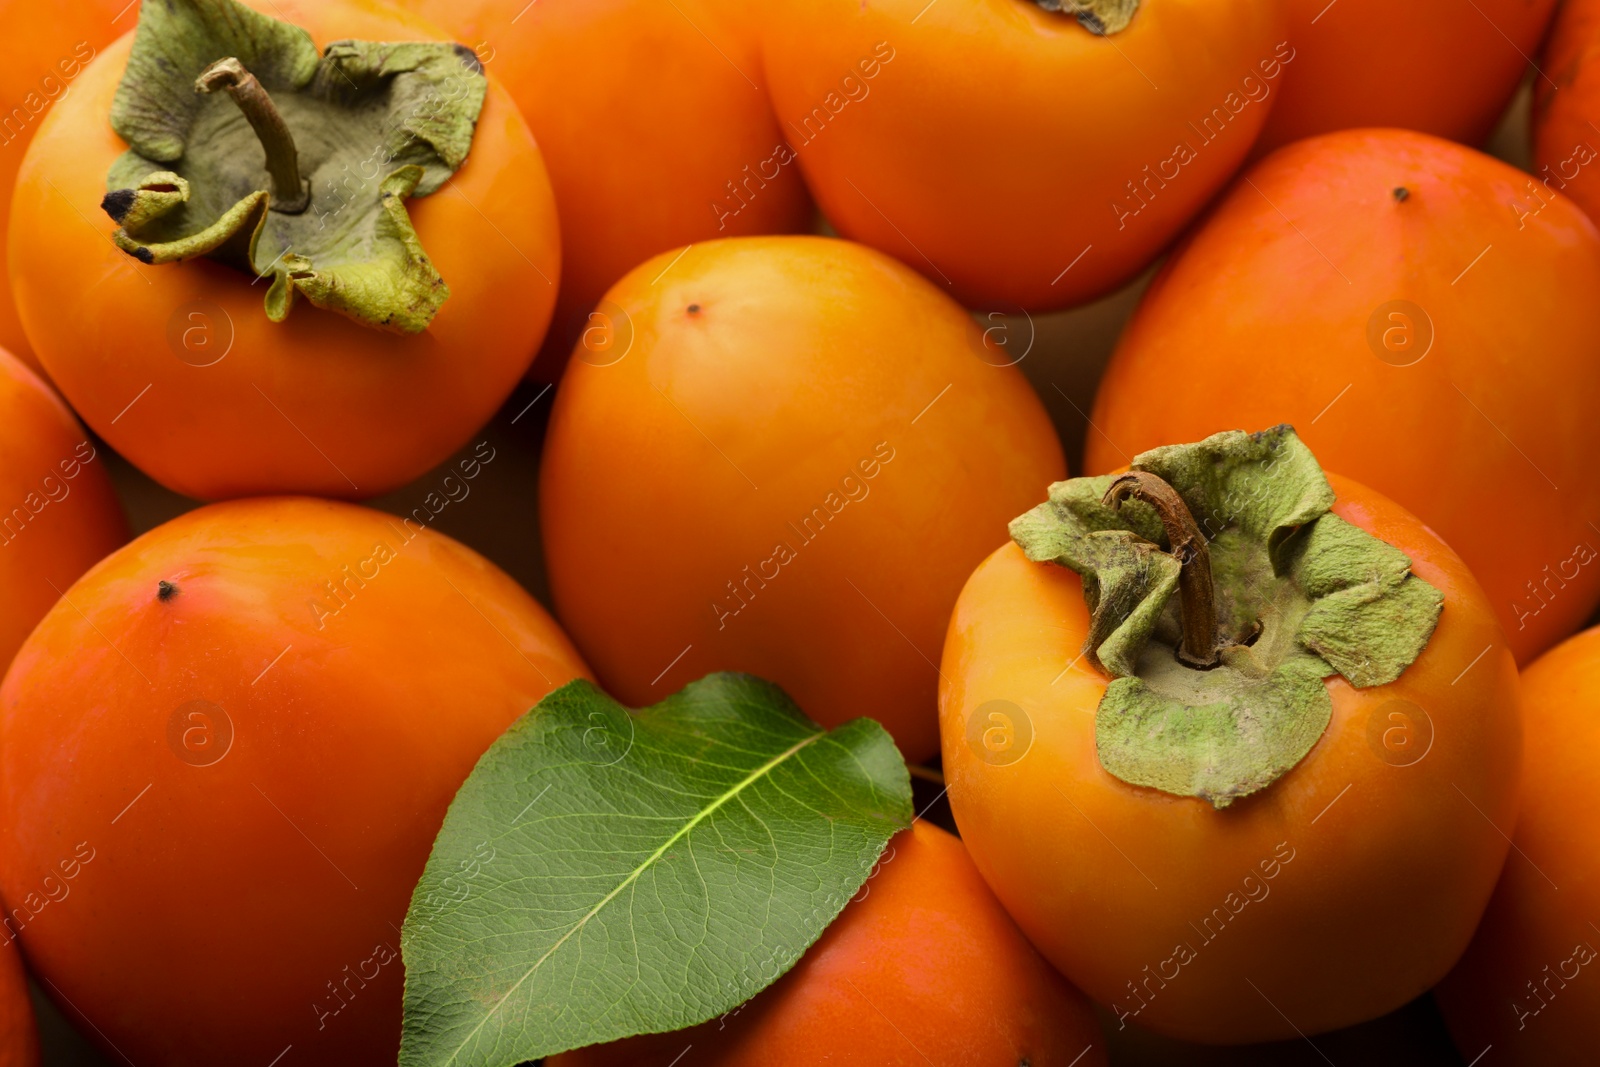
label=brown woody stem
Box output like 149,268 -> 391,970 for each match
195,57 -> 310,214
1103,471 -> 1220,669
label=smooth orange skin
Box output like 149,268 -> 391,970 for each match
550,822 -> 1108,1067
403,0 -> 814,379
0,347 -> 128,672
1089,128 -> 1600,665
1256,0 -> 1557,155
1436,626 -> 1600,1066
10,0 -> 561,501
760,0 -> 1288,311
939,473 -> 1520,1043
1533,0 -> 1600,227
540,236 -> 1064,764
0,0 -> 131,373
0,498 -> 590,1065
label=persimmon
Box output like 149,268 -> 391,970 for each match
1533,0 -> 1600,227
760,0 -> 1288,310
548,821 -> 1107,1067
540,236 -> 1063,764
940,428 -> 1519,1042
0,0 -> 132,373
1255,0 -> 1557,155
0,348 -> 127,673
10,0 -> 560,500
1435,626 -> 1600,1065
404,0 -> 814,379
1089,128 -> 1600,664
0,497 -> 589,1065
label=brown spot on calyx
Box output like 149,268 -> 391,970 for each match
157,580 -> 178,601
101,189 -> 136,223
451,43 -> 485,74
1393,186 -> 1410,202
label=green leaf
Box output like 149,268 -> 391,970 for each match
399,674 -> 912,1067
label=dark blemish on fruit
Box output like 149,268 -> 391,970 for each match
1393,187 -> 1410,202
157,581 -> 178,602
687,303 -> 702,316
101,189 -> 135,222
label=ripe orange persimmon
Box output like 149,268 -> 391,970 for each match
0,498 -> 589,1065
1256,0 -> 1557,154
0,0 -> 132,373
1435,626 -> 1600,1066
404,0 -> 814,378
549,822 -> 1107,1067
540,236 -> 1064,764
761,0 -> 1288,310
940,432 -> 1520,1042
1533,0 -> 1600,227
10,0 -> 560,500
1089,128 -> 1600,664
0,348 -> 127,673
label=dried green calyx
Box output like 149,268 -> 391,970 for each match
99,0 -> 489,333
1010,426 -> 1443,808
1034,0 -> 1139,35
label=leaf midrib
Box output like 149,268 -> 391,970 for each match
442,726 -> 827,1064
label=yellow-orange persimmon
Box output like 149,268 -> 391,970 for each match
941,466 -> 1519,1042
761,0 -> 1288,310
550,822 -> 1107,1067
1533,0 -> 1600,228
0,348 -> 127,673
404,0 -> 814,378
1436,625 -> 1600,1066
541,236 -> 1063,764
0,498 -> 589,1065
0,0 -> 131,373
1090,128 -> 1600,663
10,0 -> 560,500
1256,0 -> 1557,154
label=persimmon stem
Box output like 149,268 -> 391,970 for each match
1103,471 -> 1220,669
195,57 -> 310,214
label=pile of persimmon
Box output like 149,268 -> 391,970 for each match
0,0 -> 1593,1065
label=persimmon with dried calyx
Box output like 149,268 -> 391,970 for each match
1089,128 -> 1600,664
1255,0 -> 1557,154
0,348 -> 128,673
1435,625 -> 1600,1066
540,236 -> 1064,764
0,498 -> 589,1065
1532,0 -> 1600,228
10,0 -> 560,500
403,0 -> 814,379
940,427 -> 1519,1042
0,0 -> 132,374
760,0 -> 1288,310
547,822 -> 1107,1067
